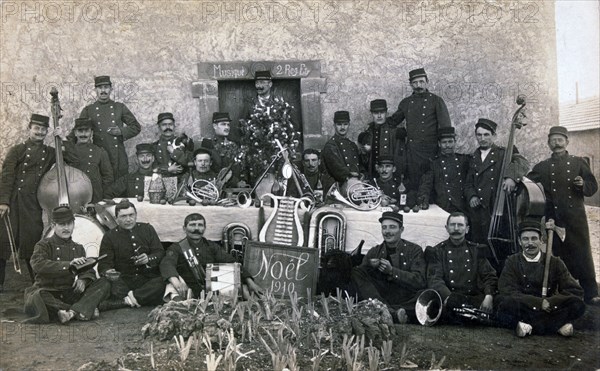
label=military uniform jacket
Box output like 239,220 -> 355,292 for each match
371,176 -> 402,205
360,240 -> 426,293
98,223 -> 164,278
527,152 -> 597,226
201,137 -> 244,185
105,168 -> 153,198
160,237 -> 241,292
63,142 -> 113,202
390,90 -> 451,144
464,144 -> 529,211
498,253 -> 583,310
360,119 -> 404,177
0,140 -> 55,205
418,153 -> 469,212
29,234 -> 96,290
427,239 -> 497,300
79,99 -> 141,179
322,134 -> 363,183
152,137 -> 190,176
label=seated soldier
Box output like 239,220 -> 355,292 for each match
160,213 -> 262,301
24,207 -> 111,323
369,156 -> 416,212
496,220 -> 586,337
288,149 -> 334,203
351,212 -> 426,323
152,112 -> 193,177
201,112 -> 246,188
105,143 -> 155,199
63,118 -> 113,202
426,212 -> 498,324
179,148 -> 225,204
97,200 -> 165,310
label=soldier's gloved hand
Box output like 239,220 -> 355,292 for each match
72,278 -> 86,294
107,126 -> 122,136
469,196 -> 481,208
573,176 -> 584,187
0,204 -> 10,219
70,257 -> 88,266
169,276 -> 189,298
480,295 -> 494,313
541,298 -> 552,313
168,163 -> 183,174
502,178 -> 517,192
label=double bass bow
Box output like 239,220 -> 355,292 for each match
487,95 -> 537,265
37,88 -> 93,213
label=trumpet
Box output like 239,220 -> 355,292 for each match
185,179 -> 220,204
327,181 -> 382,211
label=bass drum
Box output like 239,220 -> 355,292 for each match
44,215 -> 106,258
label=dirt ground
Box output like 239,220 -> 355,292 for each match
1,207 -> 599,371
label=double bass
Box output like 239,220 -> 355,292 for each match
37,88 -> 93,212
487,95 -> 545,266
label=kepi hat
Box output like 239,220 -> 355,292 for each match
51,206 -> 75,224
94,76 -> 112,87
379,211 -> 403,226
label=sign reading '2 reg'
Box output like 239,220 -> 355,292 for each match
243,242 -> 319,299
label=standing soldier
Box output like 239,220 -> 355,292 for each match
321,111 -> 363,192
152,112 -> 192,177
105,143 -> 155,199
417,127 -> 469,213
63,118 -> 113,202
79,76 -> 141,179
390,68 -> 452,196
0,114 -> 56,286
360,99 -> 405,179
527,126 -> 599,305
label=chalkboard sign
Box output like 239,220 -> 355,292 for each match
243,242 -> 319,299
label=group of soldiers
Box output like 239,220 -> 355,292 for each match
0,68 -> 598,338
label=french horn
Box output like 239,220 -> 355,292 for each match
415,289 -> 443,326
186,179 -> 220,204
326,181 -> 382,211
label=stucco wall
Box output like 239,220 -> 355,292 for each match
1,0 -> 558,169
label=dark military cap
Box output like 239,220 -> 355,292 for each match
136,143 -> 154,155
370,99 -> 388,112
548,126 -> 568,138
438,127 -> 456,139
51,206 -> 75,224
518,219 -> 542,234
30,114 -> 50,127
73,118 -> 93,130
193,147 -> 213,158
379,211 -> 403,226
475,118 -> 498,134
94,76 -> 112,87
377,155 -> 395,165
334,111 -> 351,123
409,68 -> 427,81
157,112 -> 175,124
212,112 -> 231,123
255,70 -> 272,80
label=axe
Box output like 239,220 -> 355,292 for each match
541,219 -> 566,298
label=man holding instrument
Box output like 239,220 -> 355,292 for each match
0,114 -> 56,288
496,219 -> 585,337
160,213 -> 262,301
527,126 -> 599,305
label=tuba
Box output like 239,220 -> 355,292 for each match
222,223 -> 252,262
415,289 -> 443,326
326,181 -> 382,211
306,206 -> 347,258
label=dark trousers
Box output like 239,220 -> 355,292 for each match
38,278 -> 110,320
109,275 -> 165,306
351,266 -> 419,321
496,296 -> 586,334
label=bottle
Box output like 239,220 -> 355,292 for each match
148,170 -> 166,204
69,254 -> 108,275
398,174 -> 407,206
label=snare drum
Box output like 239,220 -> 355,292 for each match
205,263 -> 241,297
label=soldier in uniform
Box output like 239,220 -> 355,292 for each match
527,126 -> 599,304
24,206 -> 111,323
63,118 -> 113,202
464,119 -> 529,248
390,68 -> 452,197
351,212 -> 427,323
288,149 -> 334,203
97,200 -> 165,309
152,112 -> 192,177
496,220 -> 585,337
79,76 -> 141,179
359,99 -> 405,179
160,213 -> 262,301
201,112 -> 245,188
321,111 -> 364,190
426,212 -> 498,324
0,114 -> 56,286
417,127 -> 469,213
369,156 -> 407,210
105,143 -> 155,199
